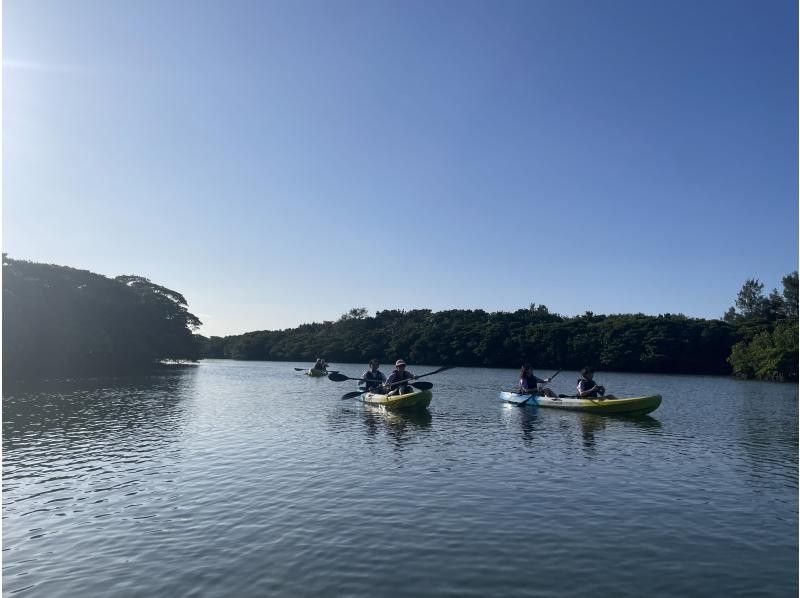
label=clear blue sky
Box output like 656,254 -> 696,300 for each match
4,0 -> 797,336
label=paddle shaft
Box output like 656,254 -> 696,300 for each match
387,365 -> 452,388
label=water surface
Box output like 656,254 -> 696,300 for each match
3,361 -> 797,596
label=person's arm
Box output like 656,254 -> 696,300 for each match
577,380 -> 602,397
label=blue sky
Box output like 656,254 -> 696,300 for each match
4,0 -> 797,336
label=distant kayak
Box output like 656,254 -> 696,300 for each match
306,368 -> 328,377
499,392 -> 662,415
361,388 -> 433,410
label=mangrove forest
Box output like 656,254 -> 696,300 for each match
3,256 -> 797,383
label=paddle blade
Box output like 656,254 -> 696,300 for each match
411,381 -> 433,390
328,373 -> 350,382
294,368 -> 307,371
340,390 -> 364,401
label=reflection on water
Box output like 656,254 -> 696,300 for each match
514,407 -> 539,449
2,370 -> 197,531
577,413 -> 607,451
329,403 -> 433,451
3,372 -> 194,450
578,413 -> 663,452
2,361 -> 797,598
501,402 -> 663,454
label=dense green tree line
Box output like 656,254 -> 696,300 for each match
724,272 -> 798,381
3,256 -> 202,383
200,305 -> 738,375
202,273 -> 797,380
5,256 -> 795,382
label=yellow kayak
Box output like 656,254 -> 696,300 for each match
306,368 -> 328,377
499,392 -> 662,415
361,388 -> 433,410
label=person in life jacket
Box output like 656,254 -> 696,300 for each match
385,359 -> 417,396
576,367 -> 606,398
360,359 -> 387,392
313,357 -> 328,372
518,364 -> 557,397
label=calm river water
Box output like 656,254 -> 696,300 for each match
3,360 -> 797,597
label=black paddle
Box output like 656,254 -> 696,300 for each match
391,365 -> 452,385
328,372 -> 363,382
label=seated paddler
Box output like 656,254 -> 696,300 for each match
360,358 -> 387,392
519,364 -> 557,397
385,359 -> 417,396
576,367 -> 607,399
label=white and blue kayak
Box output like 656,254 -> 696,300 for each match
499,392 -> 661,415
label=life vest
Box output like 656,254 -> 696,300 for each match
364,370 -> 384,389
577,377 -> 598,397
520,374 -> 540,390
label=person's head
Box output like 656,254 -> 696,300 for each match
395,359 -> 406,370
580,367 -> 594,379
369,358 -> 380,370
520,363 -> 532,376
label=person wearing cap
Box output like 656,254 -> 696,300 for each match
360,358 -> 387,393
519,363 -> 557,397
385,359 -> 417,396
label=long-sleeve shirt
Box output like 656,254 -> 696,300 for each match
386,369 -> 414,386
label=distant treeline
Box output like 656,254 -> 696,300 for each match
4,256 -> 796,382
199,271 -> 798,381
3,256 -> 202,383
723,273 -> 798,381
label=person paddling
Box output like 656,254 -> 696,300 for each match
519,364 -> 557,397
577,367 -> 606,399
360,358 -> 387,392
313,357 -> 329,372
385,359 -> 417,396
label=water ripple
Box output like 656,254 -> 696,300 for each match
3,362 -> 797,597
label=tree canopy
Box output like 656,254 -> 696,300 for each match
3,256 -> 202,383
199,306 -> 738,376
5,256 -> 794,383
725,271 -> 798,381
200,272 -> 798,381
